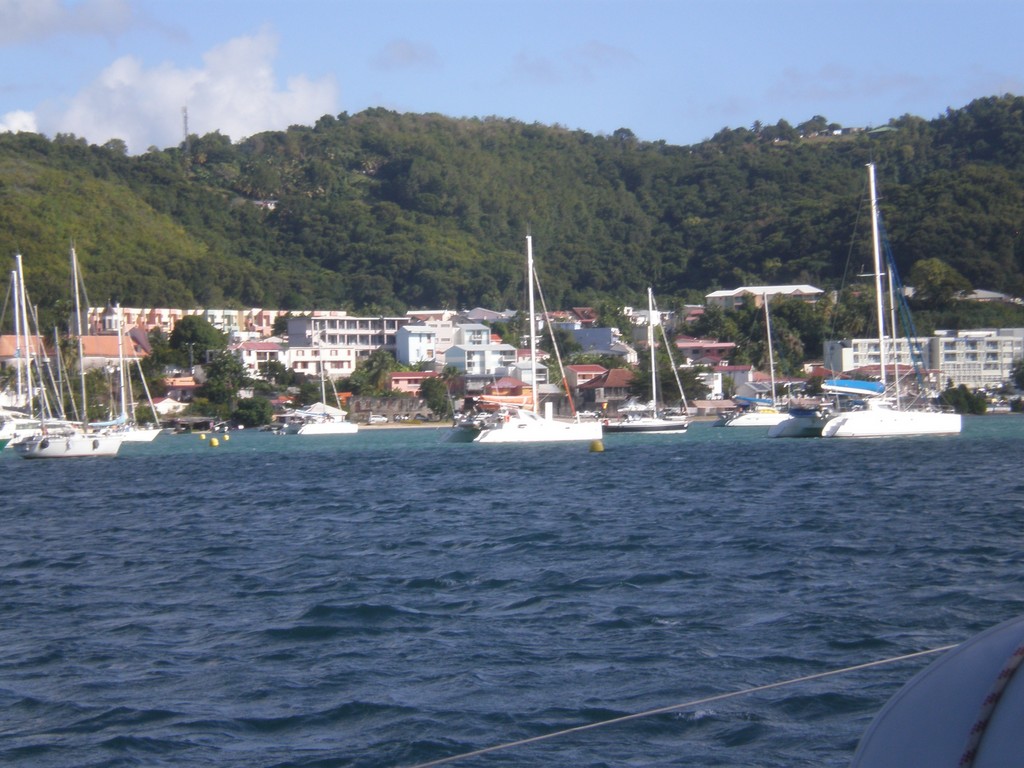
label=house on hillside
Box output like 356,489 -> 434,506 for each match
576,367 -> 636,412
705,285 -> 823,310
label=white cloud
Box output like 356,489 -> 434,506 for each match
52,29 -> 338,153
0,0 -> 133,45
0,108 -> 38,132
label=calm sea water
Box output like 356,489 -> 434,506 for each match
3,417 -> 1024,768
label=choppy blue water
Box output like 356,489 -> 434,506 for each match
2,416 -> 1024,768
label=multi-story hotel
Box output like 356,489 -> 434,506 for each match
824,329 -> 1024,390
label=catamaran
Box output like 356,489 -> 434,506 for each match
450,236 -> 602,444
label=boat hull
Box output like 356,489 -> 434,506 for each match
290,421 -> 359,436
715,410 -> 789,428
821,408 -> 961,438
766,411 -> 832,438
15,432 -> 123,458
452,409 -> 602,443
603,419 -> 689,434
118,426 -> 163,442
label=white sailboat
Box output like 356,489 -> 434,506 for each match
770,164 -> 961,439
715,292 -> 788,428
450,235 -> 602,444
285,331 -> 357,435
603,287 -> 689,434
820,164 -> 960,438
1,258 -> 43,448
107,303 -> 161,442
15,246 -> 124,459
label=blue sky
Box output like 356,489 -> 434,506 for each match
1,0 -> 1021,154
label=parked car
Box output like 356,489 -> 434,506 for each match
368,414 -> 387,424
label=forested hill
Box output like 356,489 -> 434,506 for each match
2,94 -> 1024,323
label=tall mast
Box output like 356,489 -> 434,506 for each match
116,303 -> 128,421
71,245 -> 88,429
15,254 -> 34,411
526,235 -> 538,414
764,292 -> 777,404
647,287 -> 657,407
867,163 -> 887,390
11,267 -> 23,402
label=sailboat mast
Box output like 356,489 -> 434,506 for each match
11,266 -> 24,402
647,287 -> 657,407
14,254 -> 34,410
764,292 -> 777,404
526,235 -> 538,414
867,163 -> 888,390
116,303 -> 128,421
71,246 -> 88,429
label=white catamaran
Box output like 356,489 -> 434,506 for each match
450,235 -> 602,444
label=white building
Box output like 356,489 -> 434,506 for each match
824,328 -> 1024,390
229,339 -> 288,378
932,329 -> 1024,390
705,284 -> 824,310
443,323 -> 516,376
286,311 -> 408,380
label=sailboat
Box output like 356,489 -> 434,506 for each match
104,303 -> 161,442
715,292 -> 789,428
603,287 -> 689,434
819,164 -> 961,438
284,330 -> 357,435
15,246 -> 124,459
0,259 -> 43,448
449,235 -> 602,444
769,164 -> 961,439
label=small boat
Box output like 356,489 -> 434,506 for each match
714,396 -> 789,428
15,247 -> 123,459
450,235 -> 601,444
602,287 -> 688,435
715,293 -> 789,428
285,333 -> 358,436
284,402 -> 358,435
769,164 -> 961,439
820,164 -> 960,438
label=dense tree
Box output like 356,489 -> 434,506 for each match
233,396 -> 274,427
169,316 -> 227,366
419,376 -> 452,419
5,95 -> 1024,338
196,351 -> 250,412
908,258 -> 972,308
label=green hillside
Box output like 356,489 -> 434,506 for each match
3,95 -> 1024,329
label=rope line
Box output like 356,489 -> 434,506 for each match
958,641 -> 1024,767
401,644 -> 958,768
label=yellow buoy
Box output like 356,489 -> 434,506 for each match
589,440 -> 604,453
199,433 -> 207,440
209,437 -> 219,447
223,434 -> 230,441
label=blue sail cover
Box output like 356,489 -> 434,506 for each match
822,379 -> 885,396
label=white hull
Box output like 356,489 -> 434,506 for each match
117,426 -> 163,442
15,431 -> 123,458
767,411 -> 833,438
821,406 -> 961,438
715,410 -> 789,428
289,420 -> 358,436
452,408 -> 602,443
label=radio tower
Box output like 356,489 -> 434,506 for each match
182,106 -> 189,153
